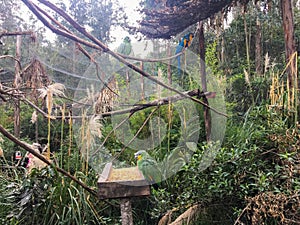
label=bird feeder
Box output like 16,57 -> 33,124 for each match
98,162 -> 150,225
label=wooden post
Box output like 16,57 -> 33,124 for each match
140,61 -> 144,100
120,198 -> 133,225
14,35 -> 22,138
98,164 -> 150,224
198,21 -> 211,141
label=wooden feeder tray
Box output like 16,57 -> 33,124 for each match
98,163 -> 150,199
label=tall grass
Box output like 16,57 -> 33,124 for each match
268,52 -> 298,126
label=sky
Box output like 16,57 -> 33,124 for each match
109,0 -> 142,49
19,0 -> 142,48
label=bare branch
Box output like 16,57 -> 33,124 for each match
0,55 -> 22,71
112,106 -> 159,161
0,30 -> 34,38
21,97 -> 55,119
75,43 -> 118,96
0,124 -> 97,195
21,0 -> 227,117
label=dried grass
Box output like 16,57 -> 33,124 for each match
245,192 -> 300,225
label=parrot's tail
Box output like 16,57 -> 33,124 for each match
175,45 -> 183,77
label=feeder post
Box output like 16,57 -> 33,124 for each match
120,198 -> 133,225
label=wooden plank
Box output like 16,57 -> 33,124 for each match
98,162 -> 112,182
98,182 -> 150,199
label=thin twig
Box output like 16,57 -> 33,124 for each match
233,203 -> 251,225
0,55 -> 22,71
112,106 -> 160,161
75,43 -> 118,96
90,112 -> 133,158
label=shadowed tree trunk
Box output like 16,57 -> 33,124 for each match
199,21 -> 211,141
243,8 -> 251,75
281,0 -> 296,89
140,62 -> 145,100
255,1 -> 262,76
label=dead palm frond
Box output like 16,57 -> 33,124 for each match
22,59 -> 50,100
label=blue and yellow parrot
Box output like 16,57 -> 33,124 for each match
175,33 -> 194,76
117,36 -> 132,56
134,150 -> 162,185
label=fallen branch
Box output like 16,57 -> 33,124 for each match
158,209 -> 175,225
233,202 -> 251,225
169,204 -> 201,225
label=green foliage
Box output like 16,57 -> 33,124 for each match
56,0 -> 126,44
221,2 -> 286,76
146,105 -> 299,224
0,166 -> 109,225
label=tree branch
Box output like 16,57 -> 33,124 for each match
21,0 -> 227,118
0,30 -> 35,38
0,55 -> 22,72
0,124 -> 97,195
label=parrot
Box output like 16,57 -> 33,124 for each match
117,36 -> 132,56
175,32 -> 194,76
134,150 -> 162,185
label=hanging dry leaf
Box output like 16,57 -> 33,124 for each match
30,110 -> 38,124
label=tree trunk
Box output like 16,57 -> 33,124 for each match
243,10 -> 251,75
14,35 -> 22,138
199,22 -> 206,92
220,13 -> 226,65
280,0 -> 296,90
255,1 -> 263,76
215,13 -> 225,64
199,21 -> 211,141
